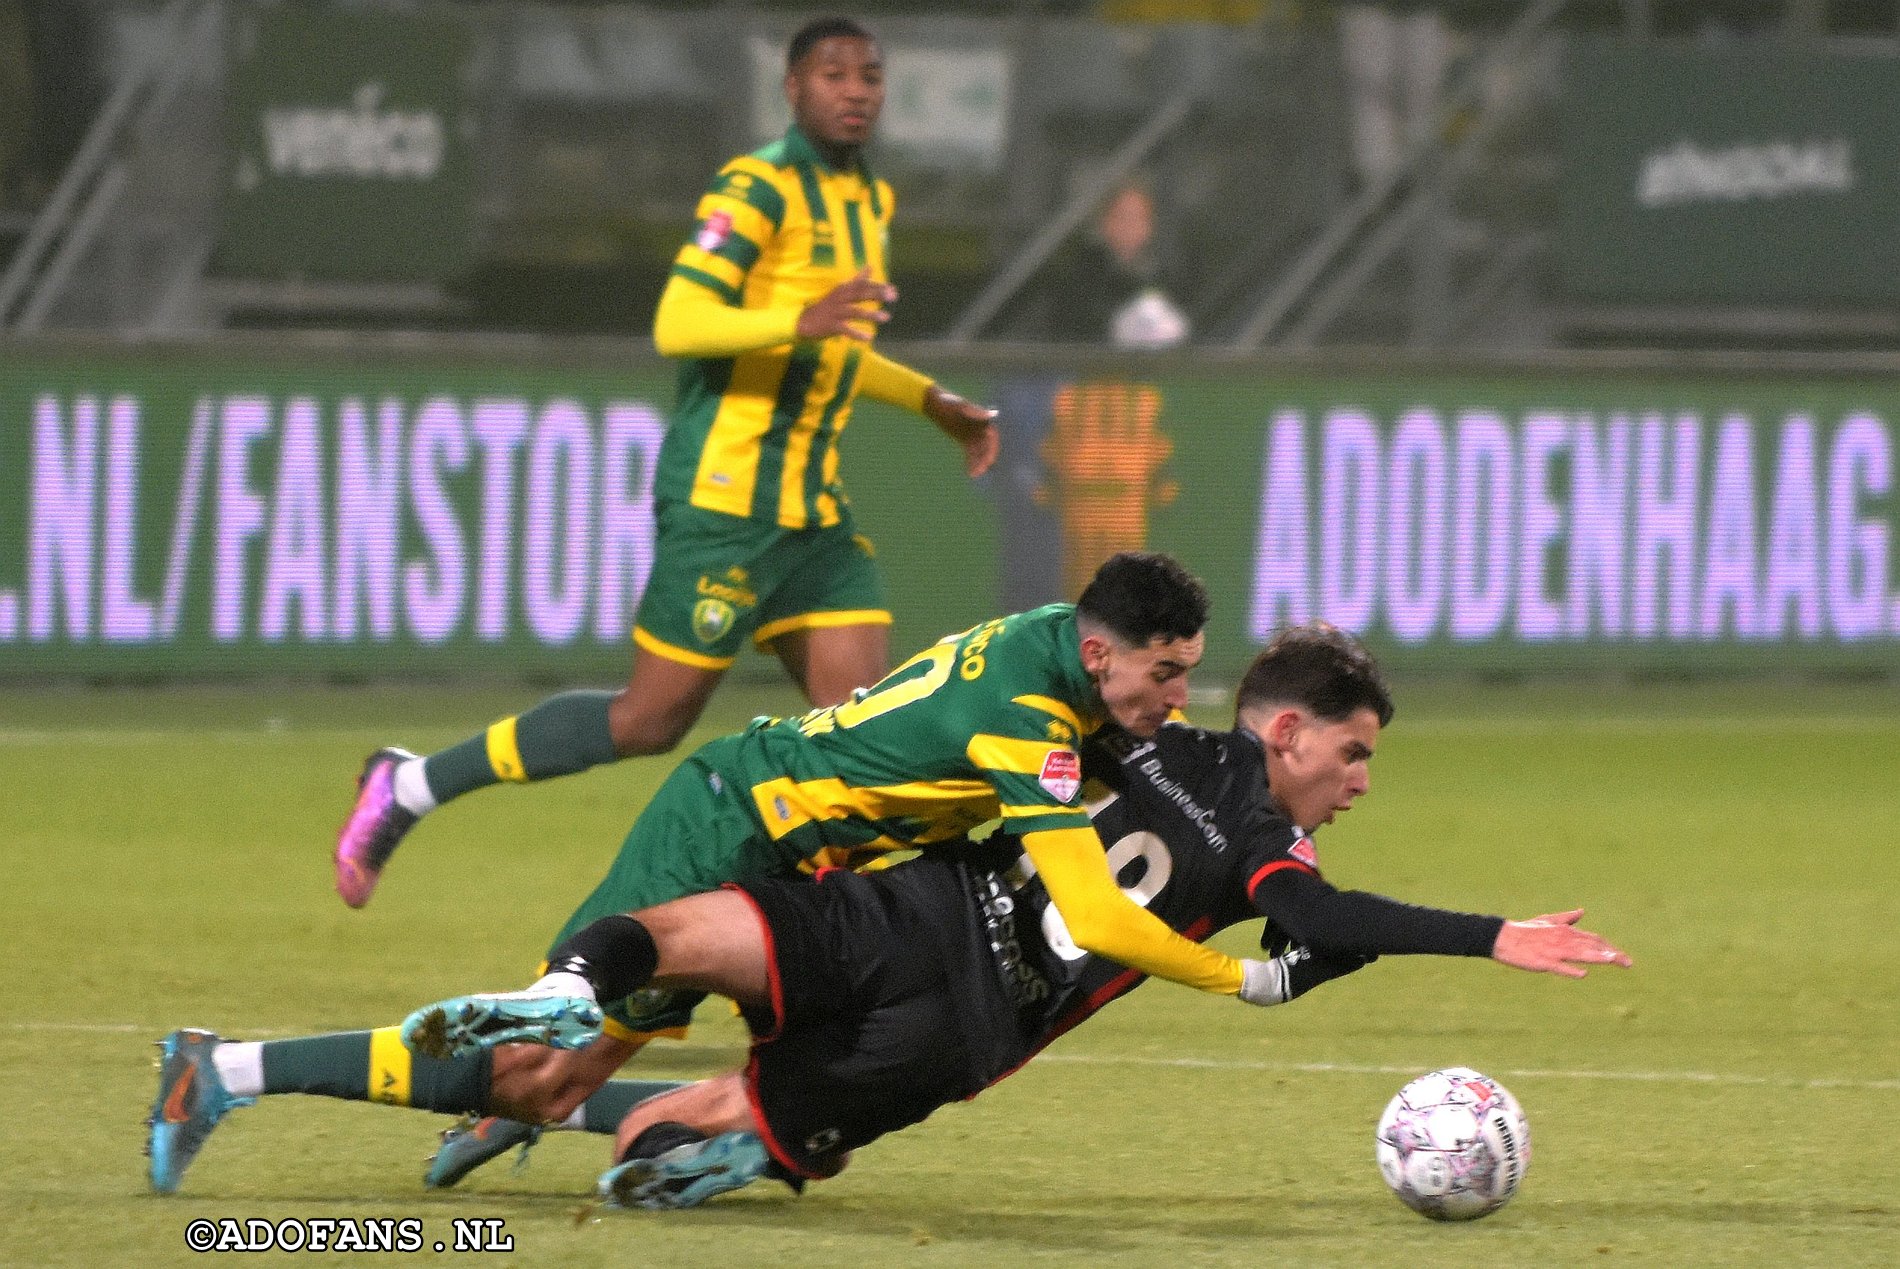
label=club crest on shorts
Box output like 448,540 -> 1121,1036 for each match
692,597 -> 736,645
1038,749 -> 1082,802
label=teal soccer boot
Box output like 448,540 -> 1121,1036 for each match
425,1115 -> 542,1188
400,988 -> 603,1060
597,1124 -> 771,1211
146,1029 -> 256,1194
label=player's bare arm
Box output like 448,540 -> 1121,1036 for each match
922,383 -> 1000,477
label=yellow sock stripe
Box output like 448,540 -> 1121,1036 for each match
367,1027 -> 413,1106
486,716 -> 528,782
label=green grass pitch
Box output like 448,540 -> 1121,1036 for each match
3,677 -> 1897,1266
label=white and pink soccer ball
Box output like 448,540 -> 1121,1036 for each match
1375,1067 -> 1531,1221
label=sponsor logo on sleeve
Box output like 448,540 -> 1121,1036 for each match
1038,749 -> 1082,802
695,209 -> 734,252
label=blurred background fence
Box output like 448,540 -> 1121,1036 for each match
0,0 -> 1896,681
1,0 -> 1897,348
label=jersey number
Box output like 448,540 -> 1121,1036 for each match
1036,830 -> 1174,962
798,640 -> 956,736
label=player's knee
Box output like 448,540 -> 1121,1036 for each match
802,668 -> 867,709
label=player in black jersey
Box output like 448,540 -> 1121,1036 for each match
410,623 -> 1632,1207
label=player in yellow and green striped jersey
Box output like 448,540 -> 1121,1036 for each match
399,554 -> 1225,1109
334,18 -> 999,909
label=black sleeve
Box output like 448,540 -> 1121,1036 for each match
1254,867 -> 1504,958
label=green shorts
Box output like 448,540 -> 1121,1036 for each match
632,500 -> 889,670
545,734 -> 802,1041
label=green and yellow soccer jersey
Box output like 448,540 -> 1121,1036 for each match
708,602 -> 1247,996
656,125 -> 895,530
706,604 -> 1094,862
731,603 -> 1098,858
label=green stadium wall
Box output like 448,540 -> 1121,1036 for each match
1,340 -> 1895,682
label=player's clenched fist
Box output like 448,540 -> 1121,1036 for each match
1491,908 -> 1632,978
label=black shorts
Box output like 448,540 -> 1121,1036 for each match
728,868 -> 983,1180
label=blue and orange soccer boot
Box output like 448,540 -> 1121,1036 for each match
334,747 -> 419,908
596,1124 -> 772,1210
425,1115 -> 542,1189
400,987 -> 604,1061
146,1029 -> 255,1194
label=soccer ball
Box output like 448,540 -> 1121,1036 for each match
1374,1066 -> 1530,1221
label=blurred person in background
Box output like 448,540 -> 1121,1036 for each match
1046,177 -> 1190,349
333,15 -> 998,909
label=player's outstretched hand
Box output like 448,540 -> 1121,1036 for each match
923,384 -> 1000,477
797,268 -> 895,342
1491,909 -> 1632,979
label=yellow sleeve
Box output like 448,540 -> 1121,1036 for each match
1021,825 -> 1245,995
856,346 -> 933,415
652,273 -> 801,359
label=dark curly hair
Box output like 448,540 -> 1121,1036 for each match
1235,623 -> 1393,726
1075,552 -> 1209,645
788,17 -> 876,71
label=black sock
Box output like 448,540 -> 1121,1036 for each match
617,1121 -> 704,1165
545,914 -> 659,1002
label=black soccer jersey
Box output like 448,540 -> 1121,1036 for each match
737,718 -> 1507,1173
946,716 -> 1505,1082
863,722 -> 1315,1087
836,719 -> 1503,1090
978,723 -> 1314,1070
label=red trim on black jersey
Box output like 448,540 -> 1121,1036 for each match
720,882 -> 785,1041
740,1051 -> 828,1180
1246,858 -> 1315,901
982,914 -> 1217,1091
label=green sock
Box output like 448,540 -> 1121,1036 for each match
423,690 -> 619,804
260,1028 -> 491,1113
579,1078 -> 689,1134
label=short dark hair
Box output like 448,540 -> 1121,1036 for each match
1075,552 -> 1208,645
788,17 -> 875,71
1235,623 -> 1394,727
